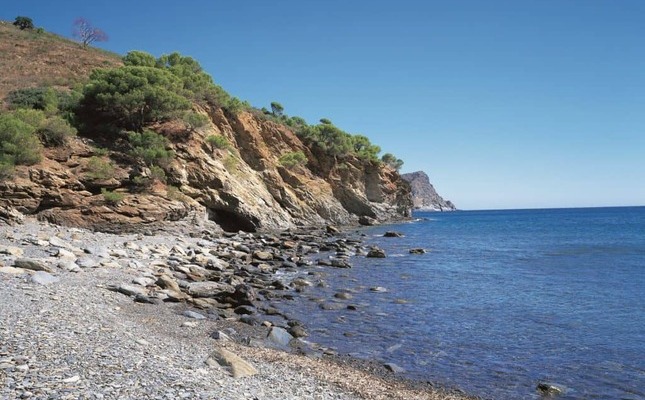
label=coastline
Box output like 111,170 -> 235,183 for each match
0,218 -> 475,399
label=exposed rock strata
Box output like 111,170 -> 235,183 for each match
0,108 -> 411,232
401,171 -> 456,211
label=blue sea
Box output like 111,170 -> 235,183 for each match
280,207 -> 645,399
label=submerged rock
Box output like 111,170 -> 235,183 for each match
536,382 -> 564,396
383,231 -> 404,238
366,247 -> 386,258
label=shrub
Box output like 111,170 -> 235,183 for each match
0,114 -> 42,166
223,153 -> 239,171
0,158 -> 15,178
352,135 -> 381,162
13,16 -> 34,30
381,153 -> 404,170
319,118 -> 332,125
12,108 -> 46,127
101,188 -> 124,205
6,87 -> 58,113
182,111 -> 209,131
37,116 -> 77,146
127,130 -> 174,167
206,134 -> 229,150
270,102 -> 284,117
279,151 -> 307,169
86,156 -> 115,180
78,66 -> 191,132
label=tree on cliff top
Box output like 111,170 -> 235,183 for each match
73,18 -> 108,48
13,16 -> 34,30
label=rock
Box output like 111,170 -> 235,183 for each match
62,375 -> 80,384
207,348 -> 257,378
115,284 -> 148,297
383,231 -> 404,237
83,246 -> 110,258
48,236 -> 73,249
252,251 -> 273,261
58,260 -> 81,272
366,247 -> 387,258
182,310 -> 206,320
326,225 -> 340,234
287,325 -> 308,338
409,248 -> 426,254
229,284 -> 256,306
267,327 -> 293,347
234,305 -> 256,315
182,321 -> 199,328
156,274 -> 181,292
134,294 -> 158,304
319,302 -> 346,310
370,286 -> 388,292
330,259 -> 352,268
187,281 -> 232,298
14,258 -> 52,272
358,216 -> 377,226
536,383 -> 564,396
1,265 -> 27,275
401,171 -> 456,211
384,363 -> 405,373
132,276 -> 155,287
0,206 -> 24,225
30,271 -> 60,286
0,245 -> 24,257
334,292 -> 353,300
54,248 -> 76,259
75,257 -> 100,269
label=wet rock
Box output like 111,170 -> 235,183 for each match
252,251 -> 273,261
30,271 -> 60,286
229,284 -> 256,306
366,247 -> 387,258
287,325 -> 308,338
319,302 -> 346,310
536,382 -> 564,396
234,305 -> 256,315
14,258 -> 52,272
370,286 -> 388,292
358,216 -> 377,226
330,259 -> 352,268
409,248 -> 426,254
384,363 -> 405,373
326,225 -> 340,234
334,292 -> 353,300
383,231 -> 404,238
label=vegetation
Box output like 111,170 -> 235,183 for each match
206,134 -> 230,150
223,153 -> 239,172
127,130 -> 173,167
101,188 -> 124,204
86,156 -> 115,181
278,151 -> 307,169
182,111 -> 209,131
0,113 -> 42,170
270,102 -> 284,117
381,153 -> 404,170
36,115 -> 77,146
73,18 -> 108,48
13,17 -> 34,30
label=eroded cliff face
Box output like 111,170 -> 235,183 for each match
400,171 -> 456,211
0,107 -> 411,232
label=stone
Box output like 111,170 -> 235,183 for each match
58,260 -> 81,272
187,281 -> 232,298
383,231 -> 404,237
84,246 -> 110,258
156,274 -> 181,292
132,276 -> 155,287
334,292 -> 353,300
267,327 -> 293,347
409,248 -> 427,254
287,325 -> 308,338
330,259 -> 352,268
0,245 -> 24,257
370,286 -> 388,292
234,305 -> 256,315
366,247 -> 387,258
183,310 -> 206,319
0,206 -> 24,225
229,284 -> 256,306
326,225 -> 340,234
55,248 -> 76,259
182,321 -> 199,328
319,302 -> 346,310
252,251 -> 273,261
14,258 -> 52,272
30,271 -> 60,286
62,375 -> 81,383
0,266 -> 27,275
536,383 -> 564,396
384,363 -> 405,373
115,284 -> 148,297
75,257 -> 100,268
134,294 -> 158,304
48,236 -> 73,249
207,348 -> 257,378
358,216 -> 377,226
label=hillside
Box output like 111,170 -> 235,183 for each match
0,21 -> 412,232
401,171 -> 456,211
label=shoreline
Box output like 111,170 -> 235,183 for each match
1,217 -> 476,399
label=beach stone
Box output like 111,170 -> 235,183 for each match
330,259 -> 352,268
288,325 -> 308,338
54,248 -> 76,259
0,245 -> 24,257
132,276 -> 155,287
267,327 -> 293,347
207,348 -> 257,378
182,310 -> 206,320
76,256 -> 100,268
156,274 -> 181,292
326,225 -> 340,234
84,246 -> 110,258
320,302 -> 346,310
334,292 -> 353,300
187,281 -> 232,298
58,260 -> 81,272
366,247 -> 386,258
409,248 -> 427,254
252,251 -> 273,261
370,286 -> 388,292
383,231 -> 404,237
0,266 -> 27,275
230,284 -> 256,306
116,284 -> 148,297
358,216 -> 377,226
30,271 -> 60,286
14,258 -> 52,272
48,236 -> 73,249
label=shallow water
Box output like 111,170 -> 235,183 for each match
280,207 -> 645,399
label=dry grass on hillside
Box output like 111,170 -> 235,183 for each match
0,20 -> 122,103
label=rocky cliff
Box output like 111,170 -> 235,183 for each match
400,171 -> 455,211
0,107 -> 412,232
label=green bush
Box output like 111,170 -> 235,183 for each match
381,153 -> 404,170
78,66 -> 191,132
182,111 -> 209,131
206,134 -> 229,150
37,116 -> 77,146
6,87 -> 58,113
101,188 -> 124,205
13,16 -> 34,30
12,108 -> 46,127
279,151 -> 307,169
127,130 -> 174,167
0,114 -> 42,166
352,135 -> 381,162
0,159 -> 15,178
86,156 -> 115,181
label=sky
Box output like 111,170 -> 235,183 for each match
3,0 -> 644,210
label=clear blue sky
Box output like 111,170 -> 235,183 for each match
3,1 -> 644,210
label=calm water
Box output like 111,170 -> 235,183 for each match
280,207 -> 645,399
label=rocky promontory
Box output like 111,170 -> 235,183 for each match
401,171 -> 456,211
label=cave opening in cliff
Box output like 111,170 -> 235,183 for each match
208,209 -> 257,232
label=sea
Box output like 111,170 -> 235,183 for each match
279,207 -> 645,399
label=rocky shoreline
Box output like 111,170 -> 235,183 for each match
1,216 -> 474,400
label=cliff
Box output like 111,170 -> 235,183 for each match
400,171 -> 456,211
0,22 -> 411,232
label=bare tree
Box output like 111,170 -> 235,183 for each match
73,18 -> 108,48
